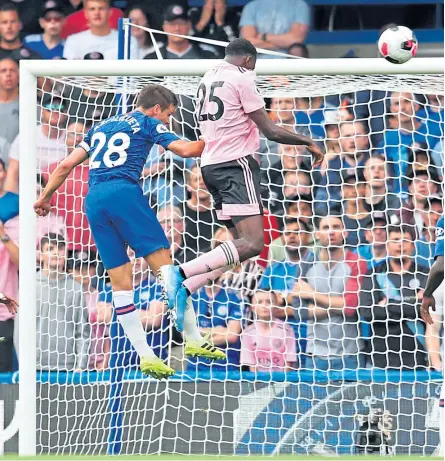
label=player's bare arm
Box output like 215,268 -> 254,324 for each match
167,139 -> 205,158
248,107 -> 324,167
34,146 -> 88,217
421,255 -> 444,325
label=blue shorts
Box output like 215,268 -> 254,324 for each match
85,180 -> 169,270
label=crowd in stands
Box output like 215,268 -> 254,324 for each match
0,0 -> 443,376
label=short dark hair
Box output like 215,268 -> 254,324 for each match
136,84 -> 178,110
388,225 -> 416,241
225,38 -> 257,59
284,217 -> 309,232
0,3 -> 18,14
40,233 -> 66,250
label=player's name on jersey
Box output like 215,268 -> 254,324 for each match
96,113 -> 141,134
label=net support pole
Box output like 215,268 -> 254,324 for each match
117,17 -> 132,114
108,19 -> 132,455
18,63 -> 37,456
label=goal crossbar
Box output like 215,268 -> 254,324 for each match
19,57 -> 445,77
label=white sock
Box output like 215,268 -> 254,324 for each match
182,297 -> 202,342
113,290 -> 155,359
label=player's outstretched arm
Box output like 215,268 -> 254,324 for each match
34,147 -> 88,217
421,255 -> 444,324
248,107 -> 324,167
167,139 -> 205,158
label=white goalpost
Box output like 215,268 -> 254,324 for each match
18,57 -> 444,456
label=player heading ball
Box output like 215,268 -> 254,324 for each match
159,38 -> 325,334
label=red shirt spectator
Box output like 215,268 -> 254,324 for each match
45,161 -> 92,251
61,6 -> 123,39
43,121 -> 94,251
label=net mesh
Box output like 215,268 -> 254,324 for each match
31,68 -> 444,456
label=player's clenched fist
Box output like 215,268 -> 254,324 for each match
34,197 -> 52,217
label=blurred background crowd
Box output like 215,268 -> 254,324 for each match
0,0 -> 443,375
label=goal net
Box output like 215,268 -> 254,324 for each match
17,58 -> 444,457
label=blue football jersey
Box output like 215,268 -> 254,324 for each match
434,216 -> 444,258
79,110 -> 179,187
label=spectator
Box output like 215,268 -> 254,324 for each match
126,5 -> 161,59
241,290 -> 297,372
267,198 -> 313,263
268,145 -> 313,212
144,4 -> 218,140
68,252 -> 110,370
294,96 -> 335,140
188,279 -> 243,372
37,234 -> 90,371
322,109 -> 343,159
5,94 -> 67,193
360,225 -> 428,370
0,57 -> 18,165
425,282 -> 443,372
314,121 -> 370,216
402,167 -> 440,236
64,56 -> 116,121
379,92 -> 442,195
190,0 -> 238,49
0,159 -> 18,372
142,143 -> 195,206
415,195 -> 443,269
269,170 -> 308,220
357,211 -> 389,271
98,249 -> 170,362
259,217 -> 314,353
353,89 -> 387,147
416,94 -> 444,138
63,0 -> 138,60
144,4 -> 219,60
157,205 -> 187,264
259,97 -> 296,172
23,1 -> 66,60
182,165 -> 216,260
61,0 -> 124,40
260,218 -> 314,304
341,170 -> 369,248
297,215 -> 367,370
0,158 -> 17,222
43,120 -> 93,251
239,0 -> 310,59
0,3 -> 40,60
362,154 -> 401,218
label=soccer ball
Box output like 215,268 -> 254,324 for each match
378,25 -> 418,64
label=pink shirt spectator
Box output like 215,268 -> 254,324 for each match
197,61 -> 264,167
0,216 -> 19,321
241,319 -> 297,371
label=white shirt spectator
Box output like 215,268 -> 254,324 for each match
240,0 -> 310,58
9,127 -> 66,169
63,29 -> 139,60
